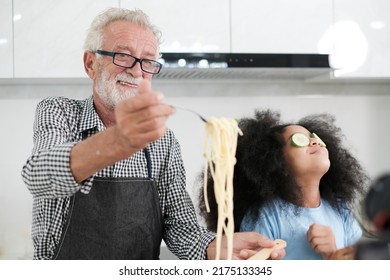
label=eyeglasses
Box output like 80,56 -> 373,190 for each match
95,50 -> 163,74
290,132 -> 326,147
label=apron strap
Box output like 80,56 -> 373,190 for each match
143,148 -> 152,179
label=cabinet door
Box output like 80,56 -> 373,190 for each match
13,0 -> 118,78
231,0 -> 332,54
0,0 -> 13,78
332,0 -> 390,78
121,0 -> 230,53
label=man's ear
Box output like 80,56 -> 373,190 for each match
83,51 -> 97,79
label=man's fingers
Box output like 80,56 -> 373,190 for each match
270,249 -> 284,260
239,240 -> 286,260
239,249 -> 257,259
248,239 -> 287,260
257,239 -> 276,248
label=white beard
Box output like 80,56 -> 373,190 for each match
95,66 -> 142,110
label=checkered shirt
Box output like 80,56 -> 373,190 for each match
21,95 -> 215,260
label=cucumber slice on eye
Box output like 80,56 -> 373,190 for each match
291,133 -> 310,147
311,132 -> 327,147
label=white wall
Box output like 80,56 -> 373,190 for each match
0,80 -> 390,259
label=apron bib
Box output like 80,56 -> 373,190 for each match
54,148 -> 163,259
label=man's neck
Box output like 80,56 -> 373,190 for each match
93,94 -> 116,127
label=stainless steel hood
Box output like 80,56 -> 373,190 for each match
155,53 -> 331,80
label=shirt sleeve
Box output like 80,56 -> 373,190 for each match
21,97 -> 91,199
158,132 -> 216,260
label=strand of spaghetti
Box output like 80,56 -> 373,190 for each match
203,117 -> 242,260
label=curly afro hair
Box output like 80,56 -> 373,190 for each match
198,109 -> 369,232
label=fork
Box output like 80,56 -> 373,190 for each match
173,106 -> 208,123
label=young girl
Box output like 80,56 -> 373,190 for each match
198,109 -> 369,260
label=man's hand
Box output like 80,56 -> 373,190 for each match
306,224 -> 337,259
206,232 -> 286,260
114,79 -> 175,155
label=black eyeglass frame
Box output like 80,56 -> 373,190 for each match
95,50 -> 163,74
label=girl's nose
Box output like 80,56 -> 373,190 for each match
310,138 -> 321,146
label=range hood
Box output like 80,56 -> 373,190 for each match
155,53 -> 331,80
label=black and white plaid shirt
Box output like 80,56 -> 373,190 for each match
21,95 -> 215,260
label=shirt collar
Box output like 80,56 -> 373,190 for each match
79,96 -> 105,134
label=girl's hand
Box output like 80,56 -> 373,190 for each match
306,224 -> 337,259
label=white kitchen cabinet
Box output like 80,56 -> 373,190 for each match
121,0 -> 230,53
13,0 -> 118,78
332,0 -> 390,78
230,0 -> 333,54
0,0 -> 13,78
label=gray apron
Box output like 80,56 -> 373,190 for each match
54,148 -> 163,259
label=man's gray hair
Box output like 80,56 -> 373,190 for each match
84,7 -> 162,54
